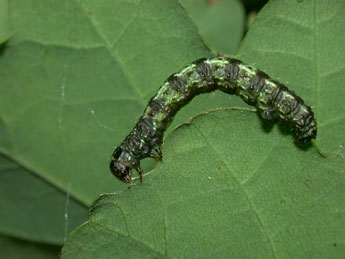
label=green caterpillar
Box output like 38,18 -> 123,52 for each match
110,57 -> 317,182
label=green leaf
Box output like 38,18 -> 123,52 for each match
2,0 -> 345,257
0,154 -> 87,244
0,0 -> 217,207
0,0 -> 229,253
0,234 -> 61,259
62,110 -> 345,258
61,0 -> 345,257
180,0 -> 245,55
237,0 -> 345,155
0,0 -> 12,44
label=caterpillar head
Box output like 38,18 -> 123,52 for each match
110,147 -> 132,183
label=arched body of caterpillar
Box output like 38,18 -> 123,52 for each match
110,57 -> 317,182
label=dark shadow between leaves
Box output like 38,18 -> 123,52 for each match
0,42 -> 8,58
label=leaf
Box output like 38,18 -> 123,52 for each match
0,0 -> 230,255
0,0 -> 12,44
62,0 -> 345,257
62,110 -> 345,258
0,234 -> 61,259
237,0 -> 345,155
180,0 -> 245,55
2,0 -> 345,257
0,154 -> 87,244
0,0 -> 218,208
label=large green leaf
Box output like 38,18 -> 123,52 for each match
0,0 -> 240,256
61,0 -> 345,258
0,235 -> 60,259
0,154 -> 87,244
1,0 -> 344,257
62,110 -> 345,258
0,0 -> 222,208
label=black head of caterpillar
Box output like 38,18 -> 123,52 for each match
110,146 -> 162,182
110,57 -> 317,182
110,147 -> 133,183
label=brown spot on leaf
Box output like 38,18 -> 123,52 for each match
304,179 -> 313,186
207,0 -> 218,6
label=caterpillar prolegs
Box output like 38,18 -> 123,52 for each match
110,57 -> 317,182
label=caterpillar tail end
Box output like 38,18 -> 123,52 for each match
295,119 -> 317,144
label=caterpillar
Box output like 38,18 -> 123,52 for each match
110,57 -> 317,182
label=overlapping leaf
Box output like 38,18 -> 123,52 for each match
62,110 -> 345,258
61,0 -> 345,258
0,154 -> 87,244
0,0 -> 228,254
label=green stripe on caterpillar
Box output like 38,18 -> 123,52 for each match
110,57 -> 317,182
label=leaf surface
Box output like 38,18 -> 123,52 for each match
1,0 -> 344,257
0,235 -> 61,259
0,154 -> 87,244
62,0 -> 345,257
0,0 -> 12,44
237,0 -> 345,154
62,110 -> 345,258
0,0 -> 231,253
0,0 -> 218,207
181,0 -> 245,55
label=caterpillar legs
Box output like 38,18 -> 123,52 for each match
136,148 -> 162,182
135,167 -> 144,182
150,147 -> 163,161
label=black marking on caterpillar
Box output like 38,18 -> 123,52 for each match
110,57 -> 317,182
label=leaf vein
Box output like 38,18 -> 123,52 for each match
191,123 -> 278,258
